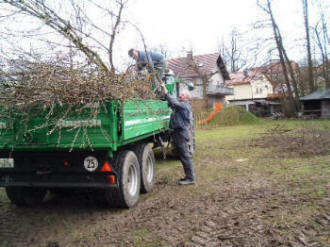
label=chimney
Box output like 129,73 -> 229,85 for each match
186,51 -> 193,60
243,69 -> 248,78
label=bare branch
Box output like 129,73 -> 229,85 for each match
2,0 -> 110,72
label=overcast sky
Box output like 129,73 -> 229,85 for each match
116,0 -> 328,65
0,0 -> 328,70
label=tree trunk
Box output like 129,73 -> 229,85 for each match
265,0 -> 298,115
279,39 -> 300,104
302,0 -> 314,92
202,75 -> 209,108
108,0 -> 125,74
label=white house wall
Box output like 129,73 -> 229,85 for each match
210,71 -> 225,85
180,70 -> 225,99
179,83 -> 203,99
226,76 -> 274,101
226,84 -> 252,101
250,77 -> 274,99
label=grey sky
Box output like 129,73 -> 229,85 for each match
116,0 -> 329,68
0,0 -> 328,70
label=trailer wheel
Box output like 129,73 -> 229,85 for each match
132,143 -> 155,193
105,150 -> 140,208
5,187 -> 47,206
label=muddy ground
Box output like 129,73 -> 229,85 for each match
0,121 -> 329,247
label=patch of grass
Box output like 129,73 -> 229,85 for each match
132,229 -> 149,238
196,124 -> 263,143
198,105 -> 260,128
250,127 -> 330,158
0,239 -> 11,247
272,119 -> 330,130
193,120 -> 330,229
133,240 -> 162,247
267,155 -> 330,181
267,203 -> 321,231
130,229 -> 161,247
159,120 -> 330,225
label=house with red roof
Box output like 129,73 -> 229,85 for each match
225,65 -> 283,116
167,51 -> 232,109
224,60 -> 301,116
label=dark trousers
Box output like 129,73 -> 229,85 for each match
172,129 -> 195,180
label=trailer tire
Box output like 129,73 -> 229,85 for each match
132,143 -> 155,193
105,150 -> 140,208
5,187 -> 47,206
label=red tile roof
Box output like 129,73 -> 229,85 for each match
167,53 -> 219,78
254,61 -> 299,75
225,61 -> 299,86
225,70 -> 261,86
225,72 -> 249,86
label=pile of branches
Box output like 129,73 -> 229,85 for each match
0,59 -> 154,107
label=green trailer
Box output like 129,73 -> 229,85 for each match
0,78 -> 179,208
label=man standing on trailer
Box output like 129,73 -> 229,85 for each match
160,83 -> 195,185
128,49 -> 166,82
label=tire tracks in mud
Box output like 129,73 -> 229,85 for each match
0,204 -> 31,247
0,178 -> 329,247
0,191 -> 107,247
183,190 -> 330,247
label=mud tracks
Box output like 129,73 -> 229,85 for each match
184,184 -> 330,247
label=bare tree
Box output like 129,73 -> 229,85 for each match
88,0 -> 128,73
182,53 -> 218,108
0,0 -> 129,73
150,44 -> 171,59
312,5 -> 329,88
219,28 -> 247,72
257,0 -> 300,115
302,0 -> 315,92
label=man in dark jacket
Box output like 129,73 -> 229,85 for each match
160,83 -> 195,185
128,49 -> 166,80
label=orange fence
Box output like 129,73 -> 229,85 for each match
198,103 -> 222,125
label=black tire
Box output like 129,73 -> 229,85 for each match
132,143 -> 155,193
5,187 -> 47,206
105,150 -> 140,208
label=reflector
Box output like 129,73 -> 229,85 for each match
107,175 -> 116,184
101,161 -> 112,172
64,161 -> 70,167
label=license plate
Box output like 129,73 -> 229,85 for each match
0,158 -> 14,168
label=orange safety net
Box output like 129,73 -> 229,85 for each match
198,103 -> 222,125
